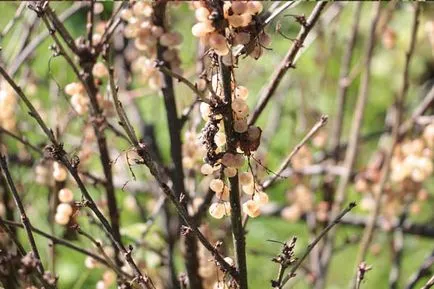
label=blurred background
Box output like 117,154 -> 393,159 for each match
0,2 -> 433,289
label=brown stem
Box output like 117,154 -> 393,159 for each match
0,156 -> 56,289
404,250 -> 434,289
0,61 -> 154,289
108,66 -> 238,281
220,57 -> 248,289
280,202 -> 356,287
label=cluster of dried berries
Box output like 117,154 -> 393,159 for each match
192,1 -> 270,59
0,82 -> 17,131
64,80 -> 113,116
354,123 -> 434,222
55,188 -> 75,225
281,184 -> 313,222
121,0 -> 183,90
196,77 -> 265,218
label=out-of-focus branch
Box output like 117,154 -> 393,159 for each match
0,155 -> 55,289
262,115 -> 328,189
328,2 -> 363,161
9,2 -> 85,76
319,4 -> 382,287
399,85 -> 434,136
404,250 -> 434,289
351,5 -> 420,288
0,126 -> 43,155
249,2 -> 328,126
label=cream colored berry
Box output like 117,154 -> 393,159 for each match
85,256 -> 97,269
57,203 -> 73,216
55,213 -> 69,225
216,186 -> 230,201
192,22 -> 214,37
239,172 -> 253,185
58,188 -> 74,203
281,205 -> 301,222
201,163 -> 214,175
210,179 -> 224,193
209,202 -> 225,219
243,200 -> 260,218
224,256 -> 235,267
253,192 -> 269,205
96,280 -> 107,289
53,164 -> 68,182
195,7 -> 210,22
234,119 -> 248,133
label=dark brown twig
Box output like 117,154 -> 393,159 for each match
280,202 -> 356,287
220,56 -> 248,289
0,155 -> 55,289
249,2 -> 327,126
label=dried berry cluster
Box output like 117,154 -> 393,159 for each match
354,123 -> 434,222
121,0 -> 183,90
192,1 -> 270,59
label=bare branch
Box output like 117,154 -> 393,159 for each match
262,115 -> 328,189
249,2 -> 328,125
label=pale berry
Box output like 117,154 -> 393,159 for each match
209,202 -> 226,219
243,200 -> 260,218
57,203 -> 73,216
239,172 -> 253,185
58,188 -> 74,203
210,179 -> 224,193
201,163 -> 214,175
253,192 -> 269,205
55,213 -> 69,225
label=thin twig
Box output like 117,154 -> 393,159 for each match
0,126 -> 43,155
404,250 -> 434,289
249,2 -> 328,126
0,155 -> 55,289
262,115 -> 328,189
351,5 -> 420,288
422,275 -> 434,289
107,66 -> 239,282
280,202 -> 356,287
319,4 -> 382,285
